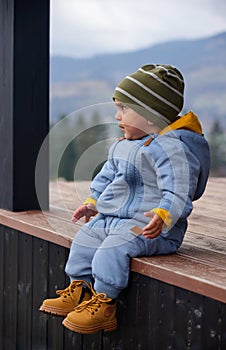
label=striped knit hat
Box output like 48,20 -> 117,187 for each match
112,64 -> 184,129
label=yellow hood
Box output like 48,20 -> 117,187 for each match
160,111 -> 203,136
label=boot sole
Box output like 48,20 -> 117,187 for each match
62,317 -> 117,334
39,304 -> 74,317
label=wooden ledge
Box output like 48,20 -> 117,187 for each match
131,249 -> 226,303
0,209 -> 73,248
0,178 -> 226,303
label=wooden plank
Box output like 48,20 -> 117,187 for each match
17,231 -> 33,349
189,212 -> 226,227
183,233 -> 226,254
152,279 -> 177,350
174,289 -> 201,348
133,274 -> 156,349
179,244 -> 226,267
187,222 -> 226,238
82,333 -> 103,350
222,305 -> 226,347
32,237 -> 48,349
173,287 -> 188,348
201,298 -> 225,349
0,0 -> 49,211
186,293 -> 204,348
49,180 -> 89,212
0,209 -> 73,248
63,330 -> 82,350
0,0 -> 14,210
121,273 -> 141,349
131,255 -> 226,303
0,225 -> 4,350
146,276 -> 176,349
3,227 -> 18,349
47,243 -> 67,350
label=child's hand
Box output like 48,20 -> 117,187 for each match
72,204 -> 96,223
142,212 -> 164,239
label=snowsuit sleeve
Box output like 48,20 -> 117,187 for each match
150,136 -> 193,230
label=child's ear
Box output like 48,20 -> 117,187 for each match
147,120 -> 162,134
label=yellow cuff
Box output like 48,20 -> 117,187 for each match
83,197 -> 97,210
151,208 -> 172,228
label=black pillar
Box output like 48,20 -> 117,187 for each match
0,0 -> 49,211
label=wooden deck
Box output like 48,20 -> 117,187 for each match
0,177 -> 226,303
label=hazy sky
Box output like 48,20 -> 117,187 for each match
50,0 -> 226,58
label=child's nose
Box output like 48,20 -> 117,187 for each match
115,111 -> 122,121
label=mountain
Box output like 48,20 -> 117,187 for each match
50,32 -> 226,132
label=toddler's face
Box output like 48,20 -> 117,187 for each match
114,99 -> 158,140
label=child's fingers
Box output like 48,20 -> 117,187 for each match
142,213 -> 163,239
143,230 -> 161,239
143,224 -> 162,238
84,216 -> 91,223
71,207 -> 86,223
143,217 -> 159,231
71,206 -> 96,224
72,214 -> 81,223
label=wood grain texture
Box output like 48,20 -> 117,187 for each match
0,177 -> 225,302
0,0 -> 49,211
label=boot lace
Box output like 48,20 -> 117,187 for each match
56,280 -> 91,299
76,292 -> 112,315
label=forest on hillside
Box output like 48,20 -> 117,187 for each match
49,33 -> 226,181
50,112 -> 226,182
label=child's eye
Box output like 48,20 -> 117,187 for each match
121,105 -> 127,111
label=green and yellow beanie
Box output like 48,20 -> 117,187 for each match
112,64 -> 185,129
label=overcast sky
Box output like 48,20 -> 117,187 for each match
50,0 -> 226,58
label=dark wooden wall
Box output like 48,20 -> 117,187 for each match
0,0 -> 49,211
0,224 -> 225,350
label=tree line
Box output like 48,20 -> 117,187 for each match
50,113 -> 226,181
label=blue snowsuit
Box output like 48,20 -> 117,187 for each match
65,112 -> 210,298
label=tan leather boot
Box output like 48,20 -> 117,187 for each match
39,280 -> 92,316
62,291 -> 117,334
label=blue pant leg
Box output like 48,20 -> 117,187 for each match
92,228 -> 179,298
92,231 -> 146,298
65,215 -> 107,280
